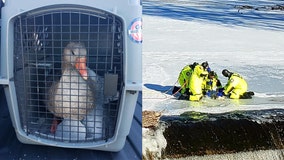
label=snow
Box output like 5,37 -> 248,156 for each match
142,0 -> 284,113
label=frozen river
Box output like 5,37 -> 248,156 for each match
142,1 -> 284,159
142,0 -> 284,114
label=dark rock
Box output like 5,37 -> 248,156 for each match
160,109 -> 284,158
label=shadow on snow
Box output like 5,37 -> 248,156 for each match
144,83 -> 174,96
143,0 -> 284,31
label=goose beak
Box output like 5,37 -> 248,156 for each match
75,57 -> 88,80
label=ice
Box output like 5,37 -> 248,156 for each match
142,125 -> 167,158
143,3 -> 284,113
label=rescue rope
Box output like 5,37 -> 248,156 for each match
171,82 -> 185,96
161,80 -> 178,94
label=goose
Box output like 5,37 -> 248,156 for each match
48,42 -> 95,133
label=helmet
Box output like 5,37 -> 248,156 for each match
222,69 -> 232,77
189,62 -> 198,69
208,71 -> 215,77
201,61 -> 209,69
208,71 -> 215,79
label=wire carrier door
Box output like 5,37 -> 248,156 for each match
13,6 -> 123,143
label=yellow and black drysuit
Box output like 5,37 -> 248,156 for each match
202,72 -> 221,92
223,73 -> 248,99
188,64 -> 208,101
202,71 -> 222,97
178,64 -> 195,95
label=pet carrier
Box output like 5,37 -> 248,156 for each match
0,0 -> 142,151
